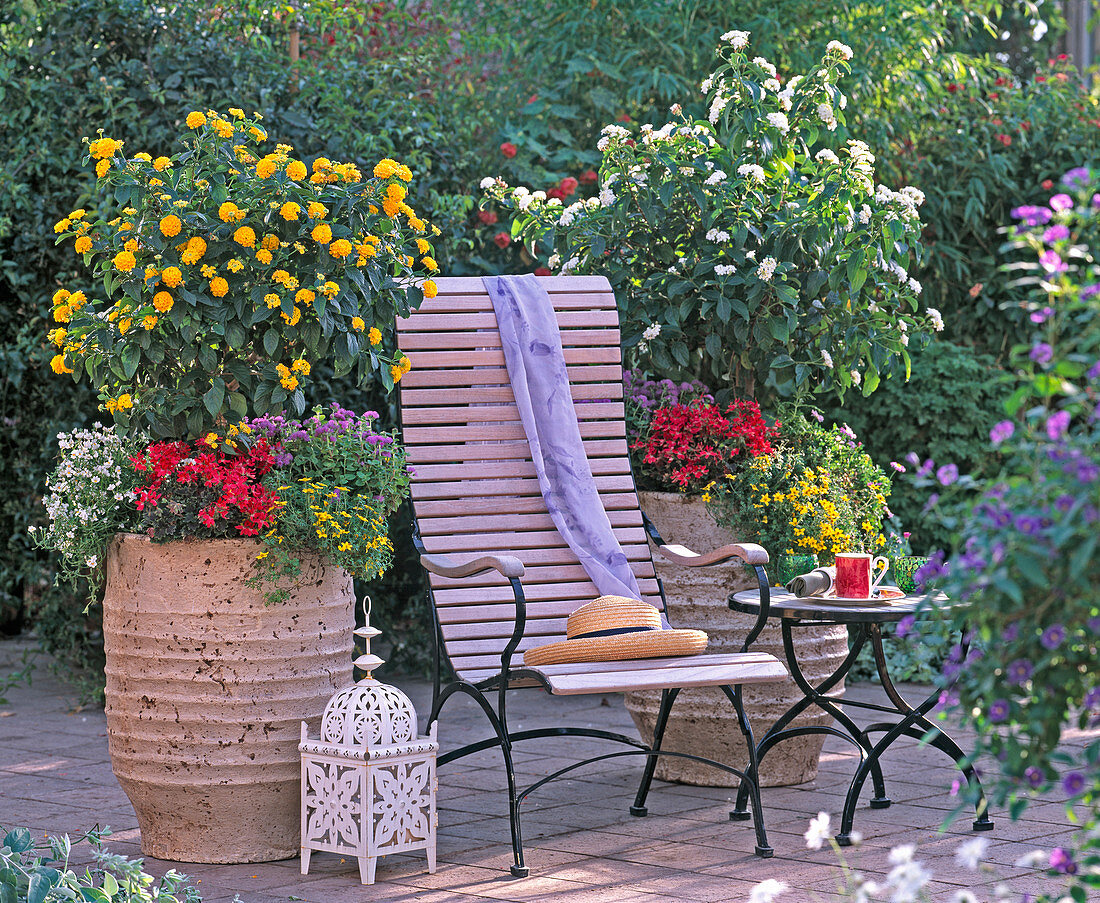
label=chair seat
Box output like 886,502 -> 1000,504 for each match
462,652 -> 786,696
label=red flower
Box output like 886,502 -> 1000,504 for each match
500,142 -> 518,158
946,83 -> 959,93
617,113 -> 631,123
559,176 -> 579,196
493,231 -> 511,249
534,267 -> 551,276
996,134 -> 1011,146
994,76 -> 1008,86
546,186 -> 565,200
631,399 -> 777,492
1042,179 -> 1054,190
1036,75 -> 1047,83
989,92 -> 999,101
580,170 -> 598,184
478,210 -> 498,226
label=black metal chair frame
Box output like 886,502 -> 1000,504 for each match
410,516 -> 776,878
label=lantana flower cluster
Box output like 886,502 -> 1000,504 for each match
51,109 -> 436,439
483,35 -> 936,403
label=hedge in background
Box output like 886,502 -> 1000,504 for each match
827,340 -> 1009,556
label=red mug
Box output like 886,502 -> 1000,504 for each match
835,553 -> 889,599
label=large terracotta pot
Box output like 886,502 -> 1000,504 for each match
624,491 -> 849,787
102,534 -> 354,863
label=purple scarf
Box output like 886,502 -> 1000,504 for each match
483,275 -> 643,602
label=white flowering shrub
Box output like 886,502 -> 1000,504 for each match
484,34 -> 941,403
30,424 -> 142,590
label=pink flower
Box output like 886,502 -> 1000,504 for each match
500,142 -> 518,159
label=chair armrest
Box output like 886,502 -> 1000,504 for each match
419,552 -> 525,579
656,542 -> 769,568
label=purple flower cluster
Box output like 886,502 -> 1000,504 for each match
1062,166 -> 1091,187
624,371 -> 712,414
1010,204 -> 1053,227
246,405 -> 396,468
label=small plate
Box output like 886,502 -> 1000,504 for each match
817,586 -> 907,605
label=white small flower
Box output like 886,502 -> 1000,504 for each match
827,40 -> 854,60
85,555 -> 98,568
752,56 -> 777,77
642,322 -> 661,341
764,78 -> 780,92
900,185 -> 926,207
888,844 -> 916,865
547,197 -> 562,207
479,176 -> 497,190
721,29 -> 750,51
599,187 -> 616,207
927,307 -> 945,332
700,75 -> 714,93
561,256 -> 580,274
704,170 -> 727,186
756,256 -> 778,281
597,136 -> 610,151
548,253 -> 561,269
858,204 -> 872,224
765,111 -> 789,134
804,811 -> 831,849
745,249 -> 757,261
1013,849 -> 1048,868
954,836 -> 989,871
714,264 -> 737,276
748,878 -> 789,903
705,228 -> 730,242
815,149 -> 839,165
737,163 -> 765,182
532,190 -> 546,201
851,369 -> 861,386
669,103 -> 682,115
708,95 -> 729,124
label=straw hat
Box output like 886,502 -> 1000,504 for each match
522,595 -> 708,667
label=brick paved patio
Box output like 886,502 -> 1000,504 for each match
1,638 -> 1091,902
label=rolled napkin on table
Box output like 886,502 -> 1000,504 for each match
786,566 -> 837,598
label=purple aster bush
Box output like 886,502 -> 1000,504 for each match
899,165 -> 1100,897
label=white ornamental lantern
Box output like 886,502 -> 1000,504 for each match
299,604 -> 437,885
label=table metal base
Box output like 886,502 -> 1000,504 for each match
731,618 -> 994,844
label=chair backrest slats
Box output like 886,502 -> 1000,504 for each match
396,276 -> 660,680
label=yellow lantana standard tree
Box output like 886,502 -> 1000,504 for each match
52,108 -> 438,438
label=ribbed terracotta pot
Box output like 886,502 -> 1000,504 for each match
102,534 -> 354,863
625,491 -> 849,787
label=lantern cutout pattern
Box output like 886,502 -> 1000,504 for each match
299,604 -> 437,885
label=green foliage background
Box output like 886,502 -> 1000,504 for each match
0,0 -> 1084,689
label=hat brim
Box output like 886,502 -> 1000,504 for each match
523,629 -> 707,668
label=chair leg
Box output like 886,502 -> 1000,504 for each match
631,688 -> 679,817
722,684 -> 772,857
428,680 -> 530,877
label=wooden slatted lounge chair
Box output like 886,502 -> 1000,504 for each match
395,274 -> 787,877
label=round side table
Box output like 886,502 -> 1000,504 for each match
729,588 -> 995,845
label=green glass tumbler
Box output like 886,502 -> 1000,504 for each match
892,556 -> 931,594
774,552 -> 819,587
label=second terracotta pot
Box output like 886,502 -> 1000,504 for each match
625,491 -> 849,788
